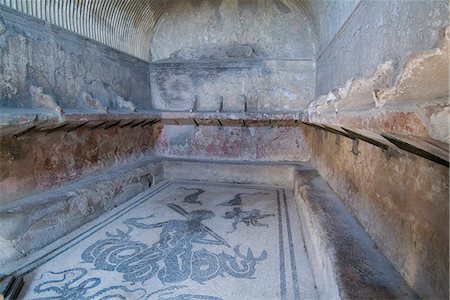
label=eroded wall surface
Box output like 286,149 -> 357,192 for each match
153,123 -> 311,162
0,7 -> 151,110
0,126 -> 155,203
316,0 -> 449,96
303,126 -> 449,300
0,122 -> 312,204
149,0 -> 315,112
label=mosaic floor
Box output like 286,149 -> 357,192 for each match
19,180 -> 318,299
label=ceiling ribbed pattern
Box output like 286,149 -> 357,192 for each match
0,0 -> 359,61
0,0 -> 175,61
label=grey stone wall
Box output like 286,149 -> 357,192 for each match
316,0 -> 449,96
303,125 -> 449,300
303,0 -> 360,56
0,6 -> 151,110
149,0 -> 316,112
150,57 -> 315,112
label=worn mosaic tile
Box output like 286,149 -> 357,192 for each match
19,180 -> 317,299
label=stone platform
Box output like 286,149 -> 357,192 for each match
18,180 -> 318,299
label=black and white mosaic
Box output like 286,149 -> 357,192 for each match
19,181 -> 317,299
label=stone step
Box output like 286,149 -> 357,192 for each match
294,166 -> 418,299
163,158 -> 301,188
0,159 -> 163,266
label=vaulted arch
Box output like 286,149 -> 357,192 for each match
0,0 -> 359,61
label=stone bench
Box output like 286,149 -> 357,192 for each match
0,158 -> 163,267
294,166 -> 417,299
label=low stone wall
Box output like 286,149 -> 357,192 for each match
163,159 -> 298,188
0,159 -> 163,266
303,125 -> 449,299
153,123 -> 311,162
294,166 -> 416,299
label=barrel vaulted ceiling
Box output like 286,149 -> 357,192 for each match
0,0 -> 360,61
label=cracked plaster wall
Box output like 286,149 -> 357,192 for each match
316,0 -> 449,97
0,7 -> 151,110
0,125 -> 155,204
153,123 -> 311,162
303,126 -> 449,300
149,0 -> 315,112
304,3 -> 450,298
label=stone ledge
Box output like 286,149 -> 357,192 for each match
0,159 -> 164,265
0,109 -> 161,138
0,109 -> 304,138
294,166 -> 418,299
163,159 -> 301,188
304,100 -> 449,143
302,121 -> 449,168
